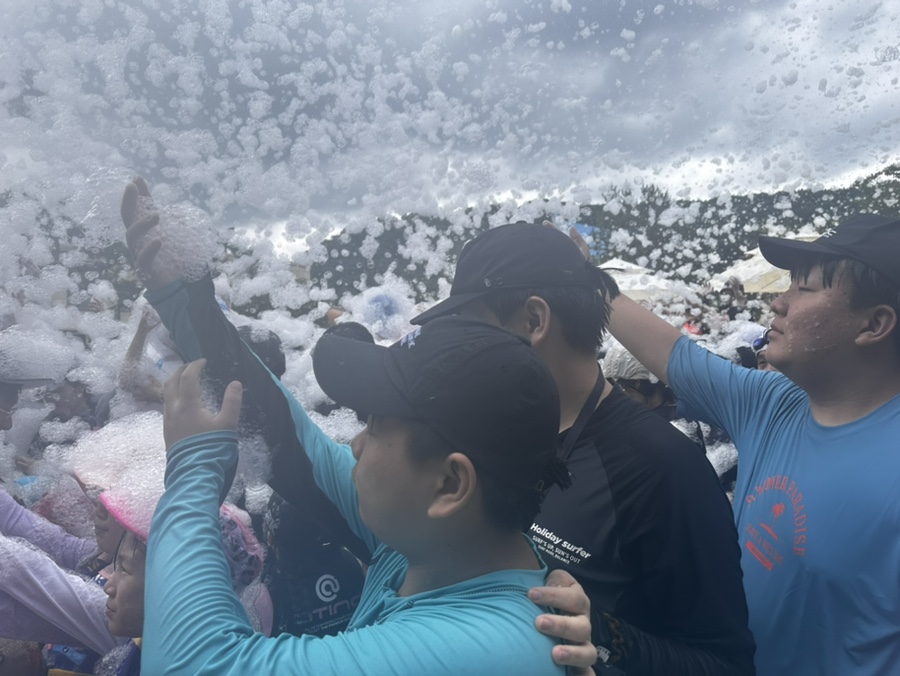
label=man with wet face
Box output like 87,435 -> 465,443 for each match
102,531 -> 146,640
602,213 -> 900,675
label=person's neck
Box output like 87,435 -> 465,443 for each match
540,345 -> 612,432
398,528 -> 539,597
799,361 -> 900,427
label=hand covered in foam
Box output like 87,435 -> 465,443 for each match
120,177 -> 215,290
163,360 -> 242,448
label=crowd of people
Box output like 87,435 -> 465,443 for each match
0,176 -> 898,676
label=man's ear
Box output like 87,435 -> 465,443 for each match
523,296 -> 553,347
427,452 -> 478,519
856,304 -> 898,348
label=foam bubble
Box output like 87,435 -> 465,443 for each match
135,198 -> 218,284
44,410 -> 166,494
0,327 -> 77,385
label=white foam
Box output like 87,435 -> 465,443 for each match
44,411 -> 166,494
134,198 -> 218,284
0,327 -> 77,384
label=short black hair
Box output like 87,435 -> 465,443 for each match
791,255 -> 900,357
405,419 -> 546,532
482,273 -> 620,355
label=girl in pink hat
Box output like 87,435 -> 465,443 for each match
0,481 -> 270,675
97,488 -> 270,675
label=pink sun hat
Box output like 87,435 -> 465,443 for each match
100,466 -> 266,590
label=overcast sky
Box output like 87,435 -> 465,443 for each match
1,0 -> 898,242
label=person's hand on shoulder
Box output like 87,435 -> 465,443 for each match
163,360 -> 242,448
529,569 -> 599,675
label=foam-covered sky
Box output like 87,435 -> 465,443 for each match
1,0 -> 898,239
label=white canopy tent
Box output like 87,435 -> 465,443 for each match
599,257 -> 702,304
709,234 -> 820,294
708,248 -> 790,294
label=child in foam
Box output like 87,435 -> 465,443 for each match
98,488 -> 270,675
0,491 -> 270,675
0,413 -> 162,671
0,489 -> 127,663
0,468 -> 270,675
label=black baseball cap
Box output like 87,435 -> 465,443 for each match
411,222 -> 616,324
759,213 -> 900,287
312,315 -> 569,492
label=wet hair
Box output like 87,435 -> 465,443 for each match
113,530 -> 147,573
405,419 -> 546,532
482,273 -> 620,355
791,255 -> 900,357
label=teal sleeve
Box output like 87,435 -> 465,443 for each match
277,380 -> 375,547
144,432 -> 565,675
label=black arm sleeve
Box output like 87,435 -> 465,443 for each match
157,274 -> 370,563
599,611 -> 754,676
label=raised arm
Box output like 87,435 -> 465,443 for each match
606,294 -> 683,385
120,178 -> 371,562
117,305 -> 164,403
0,489 -> 96,571
560,222 -> 682,384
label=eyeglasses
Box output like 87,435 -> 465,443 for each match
752,329 -> 771,354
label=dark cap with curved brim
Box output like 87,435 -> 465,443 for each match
312,315 -> 569,492
411,222 -> 614,325
759,213 -> 900,287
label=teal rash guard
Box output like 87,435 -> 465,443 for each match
142,374 -> 566,675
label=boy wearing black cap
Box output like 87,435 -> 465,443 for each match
603,213 -> 900,675
146,317 -> 573,674
119,177 -> 597,671
412,222 -> 755,675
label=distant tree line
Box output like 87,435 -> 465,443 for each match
311,162 -> 900,301
3,162 -> 898,321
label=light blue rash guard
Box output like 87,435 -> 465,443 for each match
668,336 -> 900,675
143,374 -> 566,675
